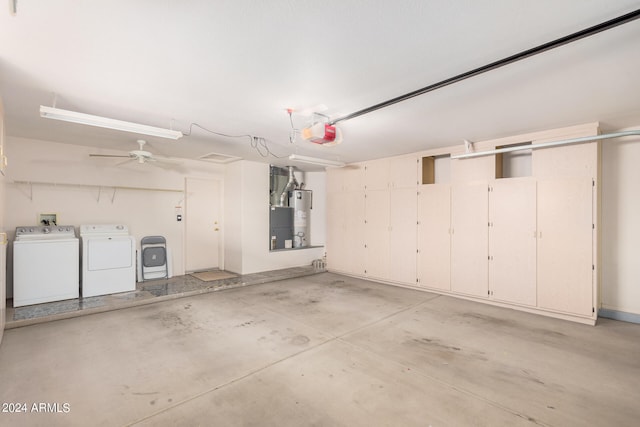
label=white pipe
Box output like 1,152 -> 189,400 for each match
451,130 -> 640,160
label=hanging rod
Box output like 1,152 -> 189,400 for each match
451,130 -> 640,160
329,8 -> 640,126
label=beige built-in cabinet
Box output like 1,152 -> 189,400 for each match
327,123 -> 600,324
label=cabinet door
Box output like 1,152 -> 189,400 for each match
344,191 -> 366,275
537,179 -> 593,316
364,159 -> 390,191
326,168 -> 344,193
343,164 -> 365,192
389,188 -> 417,285
390,156 -> 418,189
489,178 -> 537,306
417,185 -> 451,290
327,191 -> 365,275
326,192 -> 347,272
451,182 -> 489,297
364,189 -> 390,279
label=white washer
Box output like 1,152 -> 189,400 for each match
80,224 -> 136,298
13,225 -> 79,307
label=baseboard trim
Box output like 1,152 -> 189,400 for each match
598,308 -> 640,324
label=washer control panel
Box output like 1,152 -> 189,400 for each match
15,225 -> 77,240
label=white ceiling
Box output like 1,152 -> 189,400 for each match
1,1 -> 640,170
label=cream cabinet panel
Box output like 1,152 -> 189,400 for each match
364,189 -> 390,279
326,168 -> 344,193
389,156 -> 418,189
537,179 -> 593,316
326,192 -> 348,272
327,191 -> 365,275
364,159 -> 390,190
343,164 -> 365,192
488,178 -> 537,306
451,182 -> 488,297
344,191 -> 366,275
389,188 -> 417,285
417,185 -> 451,290
532,141 -> 598,180
327,165 -> 365,192
450,156 -> 496,183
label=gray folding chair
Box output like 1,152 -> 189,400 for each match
141,236 -> 168,280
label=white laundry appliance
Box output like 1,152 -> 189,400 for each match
80,224 -> 136,298
13,225 -> 79,307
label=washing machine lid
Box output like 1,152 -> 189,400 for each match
80,224 -> 130,236
15,225 -> 76,240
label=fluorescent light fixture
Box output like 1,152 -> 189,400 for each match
40,106 -> 183,140
288,154 -> 345,168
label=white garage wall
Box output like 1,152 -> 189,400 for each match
3,137 -> 224,296
601,125 -> 640,318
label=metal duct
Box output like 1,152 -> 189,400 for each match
279,166 -> 299,206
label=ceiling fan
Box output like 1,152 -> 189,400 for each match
89,140 -> 181,166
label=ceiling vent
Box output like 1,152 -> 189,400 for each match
198,152 -> 242,163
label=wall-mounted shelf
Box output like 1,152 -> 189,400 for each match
12,180 -> 183,203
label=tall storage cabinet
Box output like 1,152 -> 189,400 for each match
537,178 -> 594,316
362,156 -> 418,283
533,138 -> 599,319
326,166 -> 365,276
326,123 -> 600,325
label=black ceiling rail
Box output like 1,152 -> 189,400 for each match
329,8 -> 640,125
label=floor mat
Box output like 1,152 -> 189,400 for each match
190,270 -> 238,282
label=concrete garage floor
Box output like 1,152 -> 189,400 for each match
1,273 -> 639,426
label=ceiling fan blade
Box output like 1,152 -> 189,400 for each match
115,158 -> 136,167
153,156 -> 183,164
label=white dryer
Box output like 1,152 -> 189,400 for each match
13,225 -> 79,307
80,224 -> 136,298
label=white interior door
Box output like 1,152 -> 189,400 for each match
185,178 -> 221,272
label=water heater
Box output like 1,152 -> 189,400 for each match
289,189 -> 312,248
